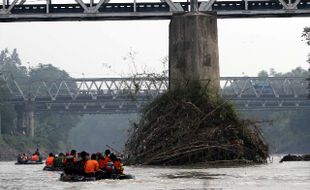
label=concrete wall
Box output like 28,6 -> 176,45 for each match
169,12 -> 220,92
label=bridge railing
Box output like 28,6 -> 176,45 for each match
220,77 -> 309,99
1,75 -> 308,100
1,0 -> 310,21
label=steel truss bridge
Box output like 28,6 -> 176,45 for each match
0,0 -> 310,22
0,75 -> 309,113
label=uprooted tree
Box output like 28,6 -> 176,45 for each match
125,79 -> 269,165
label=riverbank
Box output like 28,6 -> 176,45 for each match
0,135 -> 48,161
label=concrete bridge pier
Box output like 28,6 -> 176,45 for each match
15,104 -> 34,137
169,12 -> 220,92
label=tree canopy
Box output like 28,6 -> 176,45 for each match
0,49 -> 79,152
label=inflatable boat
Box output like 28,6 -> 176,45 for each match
60,172 -> 134,182
15,161 -> 44,165
43,166 -> 64,171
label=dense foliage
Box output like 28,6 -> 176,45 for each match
245,67 -> 310,153
0,49 -> 79,152
302,26 -> 310,97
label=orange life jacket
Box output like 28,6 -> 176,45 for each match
113,160 -> 124,174
31,154 -> 39,161
98,159 -> 106,169
45,156 -> 54,167
84,160 -> 99,173
105,156 -> 111,163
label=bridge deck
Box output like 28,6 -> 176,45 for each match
0,1 -> 310,22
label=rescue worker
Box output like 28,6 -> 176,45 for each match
45,153 -> 55,167
84,154 -> 99,177
65,150 -> 77,165
53,152 -> 65,168
110,153 -> 124,174
74,151 -> 88,175
97,153 -> 106,170
34,148 -> 40,156
104,150 -> 113,174
64,150 -> 77,174
113,158 -> 124,174
31,153 -> 39,161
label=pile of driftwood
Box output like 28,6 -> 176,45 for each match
125,80 -> 269,165
280,154 -> 310,162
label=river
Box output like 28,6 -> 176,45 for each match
0,156 -> 309,190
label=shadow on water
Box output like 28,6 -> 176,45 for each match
162,171 -> 227,180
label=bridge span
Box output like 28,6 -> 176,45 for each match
0,0 -> 310,22
1,75 -> 308,136
1,76 -> 309,113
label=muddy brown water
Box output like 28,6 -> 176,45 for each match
0,156 -> 309,190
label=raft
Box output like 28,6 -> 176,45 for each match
15,161 -> 44,165
60,173 -> 134,182
43,166 -> 64,171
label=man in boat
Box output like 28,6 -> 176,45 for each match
64,150 -> 77,174
34,148 -> 40,156
103,149 -> 114,174
31,153 -> 39,161
84,153 -> 100,177
45,153 -> 55,167
110,153 -> 124,174
21,153 -> 28,162
97,152 -> 106,170
64,150 -> 77,165
73,151 -> 88,175
53,152 -> 65,168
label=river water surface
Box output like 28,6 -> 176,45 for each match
0,156 -> 309,190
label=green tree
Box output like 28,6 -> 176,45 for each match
29,64 -> 80,151
257,70 -> 269,77
0,80 -> 16,134
302,26 -> 310,97
253,67 -> 310,153
0,48 -> 28,81
0,49 -> 25,135
0,49 -> 80,152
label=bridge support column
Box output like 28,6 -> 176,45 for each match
169,12 -> 220,92
16,104 -> 34,137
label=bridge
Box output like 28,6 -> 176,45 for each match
1,75 -> 309,113
0,0 -> 310,22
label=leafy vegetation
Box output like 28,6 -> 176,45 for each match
302,26 -> 310,97
0,49 -> 79,155
244,67 -> 310,153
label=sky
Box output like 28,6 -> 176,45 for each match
0,16 -> 309,78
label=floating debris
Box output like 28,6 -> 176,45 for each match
125,80 -> 269,165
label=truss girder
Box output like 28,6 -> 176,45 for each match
1,76 -> 309,111
1,0 -> 310,21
